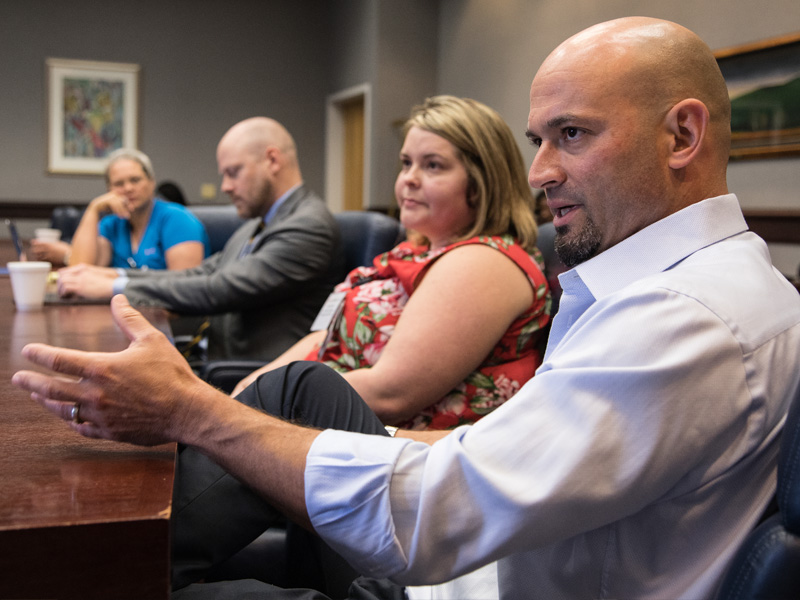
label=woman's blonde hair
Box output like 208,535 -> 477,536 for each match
403,95 -> 538,252
104,148 -> 156,186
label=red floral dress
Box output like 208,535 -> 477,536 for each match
306,235 -> 551,430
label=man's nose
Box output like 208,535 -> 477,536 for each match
528,143 -> 564,190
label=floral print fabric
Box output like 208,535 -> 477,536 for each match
307,235 -> 551,430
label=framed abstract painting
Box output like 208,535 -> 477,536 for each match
715,32 -> 800,160
46,58 -> 140,174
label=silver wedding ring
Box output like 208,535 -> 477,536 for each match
70,403 -> 81,424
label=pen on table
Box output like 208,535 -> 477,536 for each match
5,219 -> 26,261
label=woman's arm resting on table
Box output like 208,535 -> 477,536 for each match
345,243 -> 534,425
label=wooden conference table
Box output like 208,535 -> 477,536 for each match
0,246 -> 175,600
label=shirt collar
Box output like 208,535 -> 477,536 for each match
562,194 -> 747,301
262,183 -> 301,225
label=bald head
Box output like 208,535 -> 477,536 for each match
545,17 -> 731,162
216,117 -> 303,218
527,18 -> 731,265
219,117 -> 300,167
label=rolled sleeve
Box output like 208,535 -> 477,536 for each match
306,429 -> 417,577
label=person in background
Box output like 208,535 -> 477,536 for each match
56,117 -> 343,362
156,181 -> 188,205
13,18 -> 800,600
68,149 -> 209,270
29,178 -> 194,268
533,189 -> 552,224
28,235 -> 72,267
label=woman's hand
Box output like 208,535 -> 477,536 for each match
89,191 -> 132,220
29,239 -> 72,266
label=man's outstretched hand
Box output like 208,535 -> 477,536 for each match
12,295 -> 213,446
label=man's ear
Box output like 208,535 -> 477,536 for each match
264,146 -> 283,173
665,98 -> 709,170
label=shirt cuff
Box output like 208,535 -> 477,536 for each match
305,429 -> 412,577
112,275 -> 129,295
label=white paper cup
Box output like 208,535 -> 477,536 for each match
7,261 -> 51,311
34,228 -> 62,243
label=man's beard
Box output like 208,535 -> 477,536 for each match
240,180 -> 274,219
554,216 -> 602,268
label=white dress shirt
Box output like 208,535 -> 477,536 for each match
305,194 -> 800,599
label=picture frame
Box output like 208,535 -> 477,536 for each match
714,32 -> 800,160
46,58 -> 140,174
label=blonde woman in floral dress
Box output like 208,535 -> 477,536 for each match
232,95 -> 551,431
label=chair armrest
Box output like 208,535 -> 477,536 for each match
201,360 -> 265,394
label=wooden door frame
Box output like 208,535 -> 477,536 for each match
325,83 -> 371,213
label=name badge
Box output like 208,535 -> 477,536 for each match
310,291 -> 347,332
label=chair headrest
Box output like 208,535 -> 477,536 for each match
535,222 -> 566,314
50,206 -> 84,242
334,211 -> 404,272
188,205 -> 247,255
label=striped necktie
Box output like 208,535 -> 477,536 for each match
238,220 -> 266,258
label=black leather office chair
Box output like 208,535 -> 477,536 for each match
334,210 -> 406,273
190,207 -> 404,266
50,206 -> 83,243
200,210 -> 405,393
535,221 -> 565,315
187,204 -> 246,255
713,381 -> 800,599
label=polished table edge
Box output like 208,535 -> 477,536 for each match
0,273 -> 176,600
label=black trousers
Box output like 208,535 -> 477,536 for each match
172,577 -> 407,600
171,361 -> 404,600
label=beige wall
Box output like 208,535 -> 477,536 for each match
1,0 -> 797,271
0,0 -> 332,208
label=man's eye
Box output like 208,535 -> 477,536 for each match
565,127 -> 581,139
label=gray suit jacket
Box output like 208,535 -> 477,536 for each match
124,185 -> 343,361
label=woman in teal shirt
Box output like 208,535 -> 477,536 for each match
69,149 -> 209,270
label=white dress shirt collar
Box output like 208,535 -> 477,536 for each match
569,194 -> 746,301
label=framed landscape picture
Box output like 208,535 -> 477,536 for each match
47,58 -> 140,174
715,32 -> 800,160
